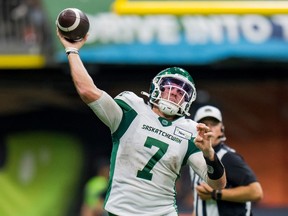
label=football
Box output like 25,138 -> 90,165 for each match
56,8 -> 90,42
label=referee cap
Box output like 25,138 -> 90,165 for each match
194,105 -> 222,122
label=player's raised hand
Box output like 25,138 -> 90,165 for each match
56,28 -> 88,51
194,123 -> 215,160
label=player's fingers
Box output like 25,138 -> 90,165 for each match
204,131 -> 213,139
197,123 -> 210,133
83,33 -> 89,41
194,136 -> 203,142
56,28 -> 65,38
56,28 -> 61,38
196,123 -> 206,130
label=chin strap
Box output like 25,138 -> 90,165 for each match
141,91 -> 191,117
158,100 -> 179,116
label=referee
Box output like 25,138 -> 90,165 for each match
190,105 -> 263,216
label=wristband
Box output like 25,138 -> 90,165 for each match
204,152 -> 224,180
211,189 -> 222,200
65,47 -> 79,56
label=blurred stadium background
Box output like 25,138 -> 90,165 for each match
0,0 -> 288,216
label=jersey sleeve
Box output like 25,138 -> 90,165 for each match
88,91 -> 123,133
186,133 -> 208,183
183,120 -> 208,181
187,151 -> 208,183
222,152 -> 258,187
114,91 -> 145,112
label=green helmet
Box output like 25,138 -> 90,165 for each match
147,67 -> 196,117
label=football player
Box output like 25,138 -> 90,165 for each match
57,30 -> 226,216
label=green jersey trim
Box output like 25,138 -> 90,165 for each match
182,137 -> 201,166
158,117 -> 172,127
113,99 -> 138,139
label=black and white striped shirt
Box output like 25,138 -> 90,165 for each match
190,143 -> 258,216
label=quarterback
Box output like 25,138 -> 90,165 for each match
57,31 -> 226,216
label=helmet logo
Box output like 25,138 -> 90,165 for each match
152,91 -> 159,97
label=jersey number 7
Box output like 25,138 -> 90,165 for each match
137,137 -> 168,181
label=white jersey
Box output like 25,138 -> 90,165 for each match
89,91 -> 209,216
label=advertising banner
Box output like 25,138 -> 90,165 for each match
43,0 -> 288,65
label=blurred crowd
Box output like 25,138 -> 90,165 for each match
0,0 -> 53,54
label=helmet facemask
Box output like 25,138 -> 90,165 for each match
149,75 -> 196,117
